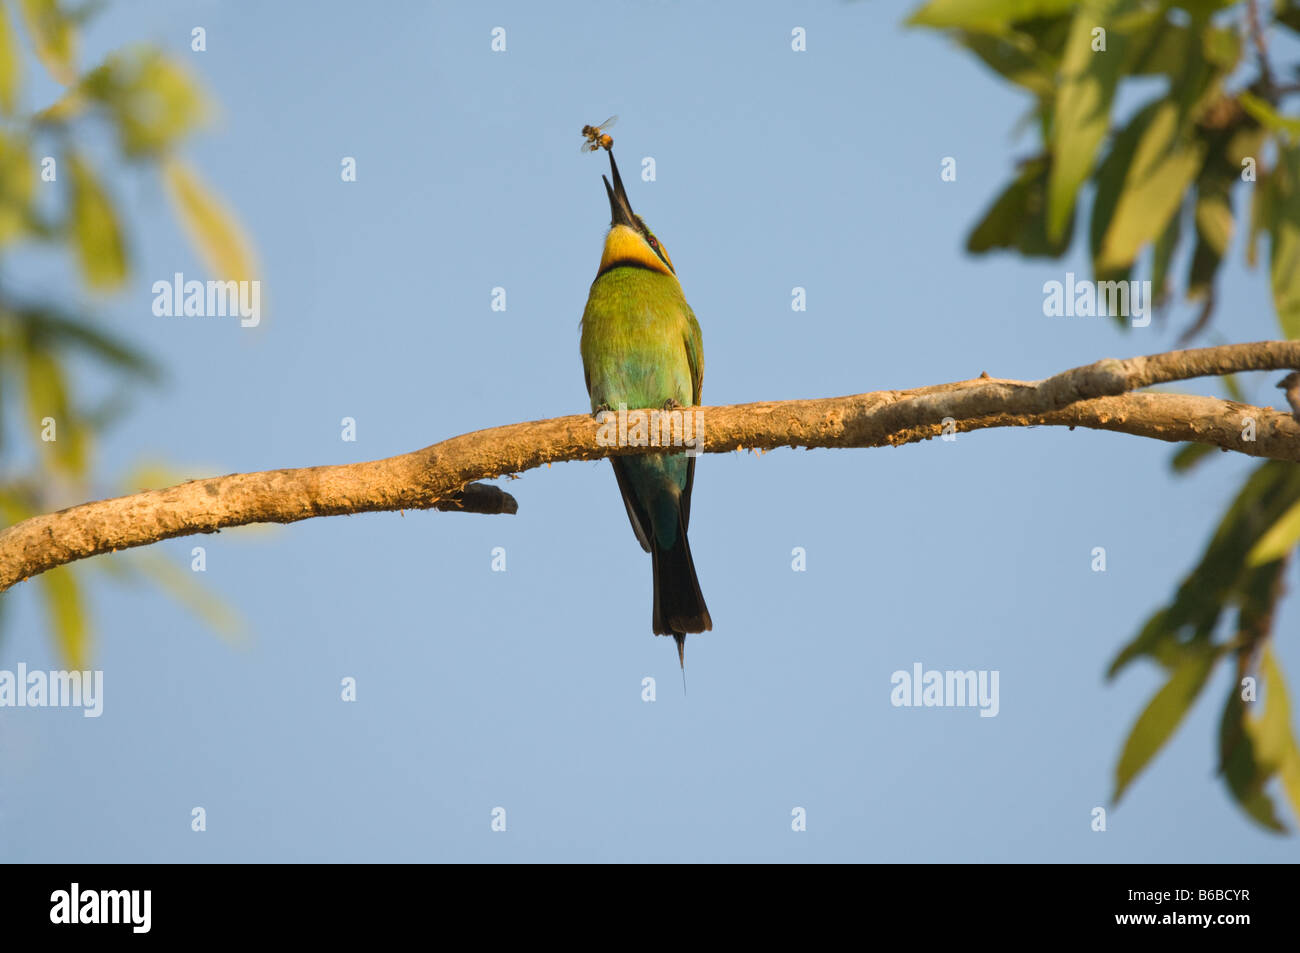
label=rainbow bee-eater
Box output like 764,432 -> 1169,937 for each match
580,151 -> 711,668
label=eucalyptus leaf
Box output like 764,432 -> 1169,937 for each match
1115,644 -> 1220,801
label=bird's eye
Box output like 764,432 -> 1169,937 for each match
648,237 -> 658,249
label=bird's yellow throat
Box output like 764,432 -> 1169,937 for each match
599,225 -> 674,277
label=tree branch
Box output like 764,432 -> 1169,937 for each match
1247,0 -> 1275,90
3,341 -> 1300,593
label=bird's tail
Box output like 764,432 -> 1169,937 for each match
651,512 -> 711,666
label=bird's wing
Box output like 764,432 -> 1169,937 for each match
681,306 -> 704,530
611,458 -> 653,552
586,364 -> 653,552
682,456 -> 696,531
683,305 -> 704,406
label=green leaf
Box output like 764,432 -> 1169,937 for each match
1180,0 -> 1242,14
1090,99 -> 1159,275
16,307 -> 159,380
1201,24 -> 1241,70
1127,18 -> 1189,76
1234,557 -> 1287,655
1010,10 -> 1075,57
1239,91 -> 1300,138
1151,200 -> 1183,305
1187,176 -> 1234,302
907,0 -> 1077,30
1114,7 -> 1189,76
1186,234 -> 1219,304
1109,461 -> 1300,676
1095,102 -> 1205,271
1270,145 -> 1300,338
0,483 -> 37,526
1114,643 -> 1219,801
1167,28 -> 1218,129
1194,184 -> 1233,256
0,130 -> 35,245
21,337 -> 87,475
0,0 -> 20,114
17,0 -> 76,86
163,157 -> 258,283
1221,371 -> 1244,403
1221,647 -> 1300,832
119,461 -> 196,492
1247,496 -> 1300,566
123,551 -> 246,645
1218,675 -> 1287,832
967,155 -> 1073,257
31,86 -> 85,124
1170,441 -> 1215,473
67,150 -> 128,290
1047,0 -> 1134,242
955,29 -> 1057,96
38,566 -> 88,670
1225,124 -> 1267,173
1279,0 -> 1300,34
1108,608 -> 1179,679
1253,650 -> 1300,825
80,48 -> 206,157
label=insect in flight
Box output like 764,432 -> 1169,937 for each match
580,116 -> 617,152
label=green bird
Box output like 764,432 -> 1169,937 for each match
580,151 -> 712,668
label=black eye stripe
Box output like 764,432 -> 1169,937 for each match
627,217 -> 674,274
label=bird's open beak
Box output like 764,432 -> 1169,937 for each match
603,152 -> 638,229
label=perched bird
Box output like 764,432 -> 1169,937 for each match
580,150 -> 711,668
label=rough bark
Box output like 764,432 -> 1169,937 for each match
2,341 -> 1299,592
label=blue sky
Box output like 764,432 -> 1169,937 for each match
2,0 -> 1298,861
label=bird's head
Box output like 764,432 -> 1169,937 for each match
598,151 -> 675,277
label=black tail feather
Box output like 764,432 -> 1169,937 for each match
651,513 -> 711,643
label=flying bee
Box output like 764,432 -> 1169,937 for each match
580,115 -> 617,152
